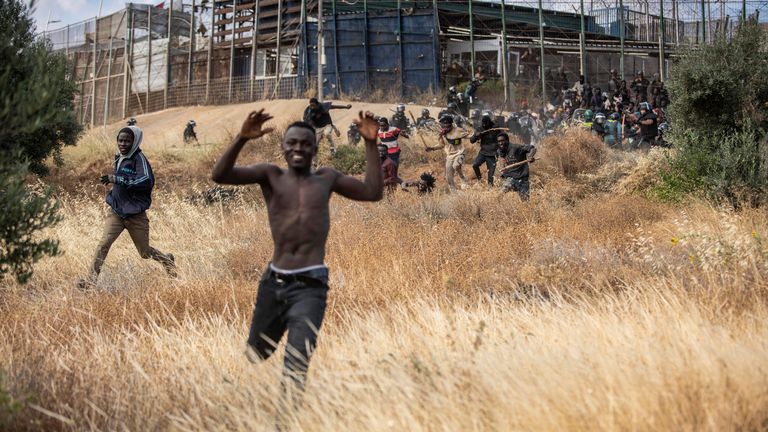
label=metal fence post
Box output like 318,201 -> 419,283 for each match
104,14 -> 115,125
469,0 -> 475,75
364,0 -> 370,92
91,16 -> 97,126
619,0 -> 625,79
228,0 -> 236,103
501,0 -> 509,109
275,0 -> 283,96
538,0 -> 545,101
397,0 -> 403,97
147,5 -> 152,112
165,0 -> 173,109
659,0 -> 665,81
332,0 -> 341,96
250,0 -> 260,100
187,0 -> 195,105
579,0 -> 586,78
318,0 -> 324,101
206,1 -> 214,102
123,8 -> 133,119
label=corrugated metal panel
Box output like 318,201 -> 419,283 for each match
437,2 -> 589,33
306,9 -> 437,98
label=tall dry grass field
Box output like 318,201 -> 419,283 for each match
1,126 -> 768,431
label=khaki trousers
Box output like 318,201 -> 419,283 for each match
445,153 -> 467,191
89,211 -> 173,277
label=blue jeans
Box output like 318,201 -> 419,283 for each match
472,153 -> 497,185
247,266 -> 329,391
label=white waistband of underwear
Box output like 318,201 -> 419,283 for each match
270,263 -> 328,275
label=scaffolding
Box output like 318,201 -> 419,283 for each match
41,0 -> 767,126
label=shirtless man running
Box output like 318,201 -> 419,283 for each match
211,109 -> 383,393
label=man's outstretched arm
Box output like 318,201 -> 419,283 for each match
211,109 -> 275,185
332,111 -> 384,202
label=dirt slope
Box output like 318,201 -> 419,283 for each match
102,99 -> 437,148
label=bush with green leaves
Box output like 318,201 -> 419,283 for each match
662,22 -> 768,205
0,0 -> 81,284
331,145 -> 367,175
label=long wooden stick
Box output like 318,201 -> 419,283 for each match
476,127 -> 510,135
408,110 -> 428,148
499,159 -> 532,171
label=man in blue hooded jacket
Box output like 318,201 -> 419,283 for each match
78,126 -> 176,288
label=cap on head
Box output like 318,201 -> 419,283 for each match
309,97 -> 319,104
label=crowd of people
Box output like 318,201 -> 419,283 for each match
544,70 -> 671,149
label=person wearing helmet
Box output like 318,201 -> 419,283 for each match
657,122 -> 671,147
582,109 -> 594,130
183,120 -> 199,145
439,103 -> 465,128
447,86 -> 458,106
456,92 -> 470,117
424,115 -> 470,191
377,116 -> 409,166
506,112 -> 522,138
497,132 -> 536,201
127,117 -> 137,126
347,122 -> 361,146
303,98 -> 352,157
604,112 -> 622,147
415,108 -> 435,129
390,104 -> 409,130
544,118 -> 557,136
592,113 -> 607,139
470,113 -> 499,186
636,101 -> 658,148
469,109 -> 482,130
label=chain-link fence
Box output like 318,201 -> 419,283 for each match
41,0 -> 766,126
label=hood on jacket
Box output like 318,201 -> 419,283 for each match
115,125 -> 143,168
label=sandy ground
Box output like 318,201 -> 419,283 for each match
94,99 -> 439,148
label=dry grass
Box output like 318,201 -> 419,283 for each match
2,125 -> 768,431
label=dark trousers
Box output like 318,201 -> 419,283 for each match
387,150 -> 401,166
472,153 -> 497,185
247,266 -> 329,391
501,176 -> 530,200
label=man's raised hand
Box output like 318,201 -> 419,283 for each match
354,110 -> 379,143
240,109 -> 275,140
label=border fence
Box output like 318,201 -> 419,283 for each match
41,1 -> 767,127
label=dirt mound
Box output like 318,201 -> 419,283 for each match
86,99 -> 442,150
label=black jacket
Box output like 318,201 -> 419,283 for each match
107,127 -> 155,218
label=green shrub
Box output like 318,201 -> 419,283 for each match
0,0 -> 78,283
331,145 -> 366,175
663,22 -> 768,206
